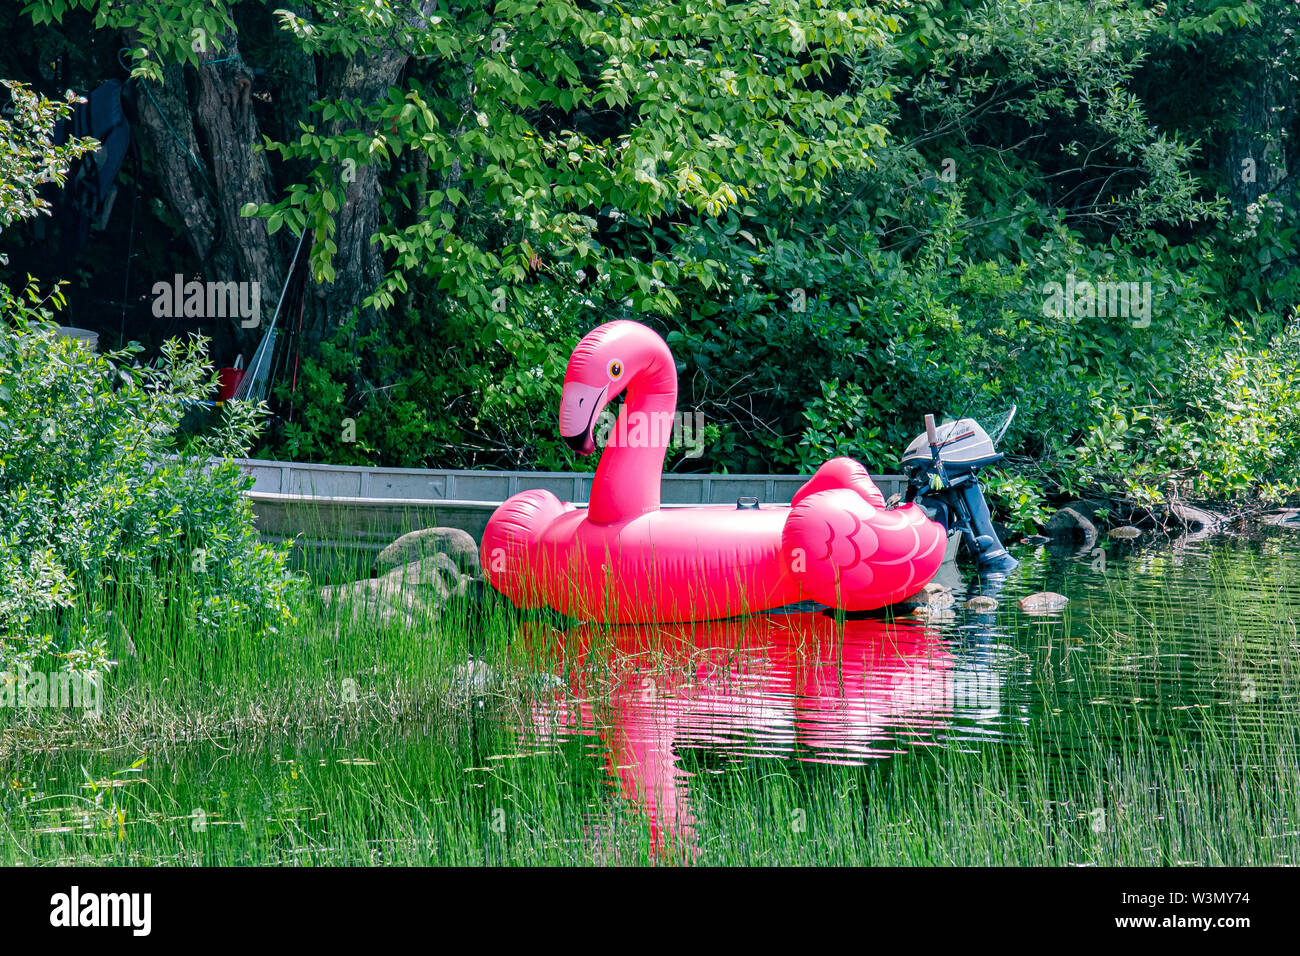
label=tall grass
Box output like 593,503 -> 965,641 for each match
2,537 -> 1298,865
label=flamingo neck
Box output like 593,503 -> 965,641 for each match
588,349 -> 677,525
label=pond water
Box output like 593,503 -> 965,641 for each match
509,529 -> 1300,844
4,528 -> 1299,864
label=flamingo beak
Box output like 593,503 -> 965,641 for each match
558,381 -> 608,455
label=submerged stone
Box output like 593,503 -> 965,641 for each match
1045,507 -> 1098,543
1019,591 -> 1069,614
1168,503 -> 1223,533
901,581 -> 955,610
912,605 -> 956,622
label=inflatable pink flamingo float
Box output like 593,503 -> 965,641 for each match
481,320 -> 946,622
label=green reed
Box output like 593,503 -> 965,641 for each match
2,536 -> 1298,865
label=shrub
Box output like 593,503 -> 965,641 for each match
1069,313 -> 1300,507
0,280 -> 296,674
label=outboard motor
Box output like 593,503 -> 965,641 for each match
901,412 -> 1018,573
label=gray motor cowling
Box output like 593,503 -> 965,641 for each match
902,414 -> 1018,573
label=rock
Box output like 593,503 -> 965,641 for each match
964,596 -> 999,612
320,552 -> 475,629
376,527 -> 481,578
1059,499 -> 1110,523
1108,525 -> 1142,540
901,582 -> 955,610
912,605 -> 956,623
381,553 -> 469,599
1264,509 -> 1300,528
1018,591 -> 1069,614
1167,503 -> 1225,543
1045,507 -> 1098,544
319,577 -> 416,629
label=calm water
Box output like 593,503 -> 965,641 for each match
4,528 -> 1299,862
509,530 -> 1300,839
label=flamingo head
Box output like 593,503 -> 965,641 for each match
557,321 -> 675,455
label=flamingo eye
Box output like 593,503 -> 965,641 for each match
608,359 -> 623,379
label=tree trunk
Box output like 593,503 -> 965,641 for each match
123,26 -> 284,358
129,2 -> 442,362
298,49 -> 412,353
126,58 -> 221,268
193,37 -> 286,352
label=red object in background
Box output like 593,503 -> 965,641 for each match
216,367 -> 245,403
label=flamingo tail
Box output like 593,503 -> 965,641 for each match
781,458 -> 946,610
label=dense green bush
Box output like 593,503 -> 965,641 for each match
6,3 -> 1298,524
1,79 -> 293,674
1069,313 -> 1300,507
0,281 -> 296,673
244,1 -> 1297,520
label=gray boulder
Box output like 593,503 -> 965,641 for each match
1264,510 -> 1300,529
376,527 -> 481,578
1168,503 -> 1223,535
1045,507 -> 1098,545
321,552 -> 474,629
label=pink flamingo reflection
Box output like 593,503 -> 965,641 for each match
522,610 -> 961,855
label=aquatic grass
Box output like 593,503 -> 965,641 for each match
2,535 -> 1299,865
0,541 -> 533,752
